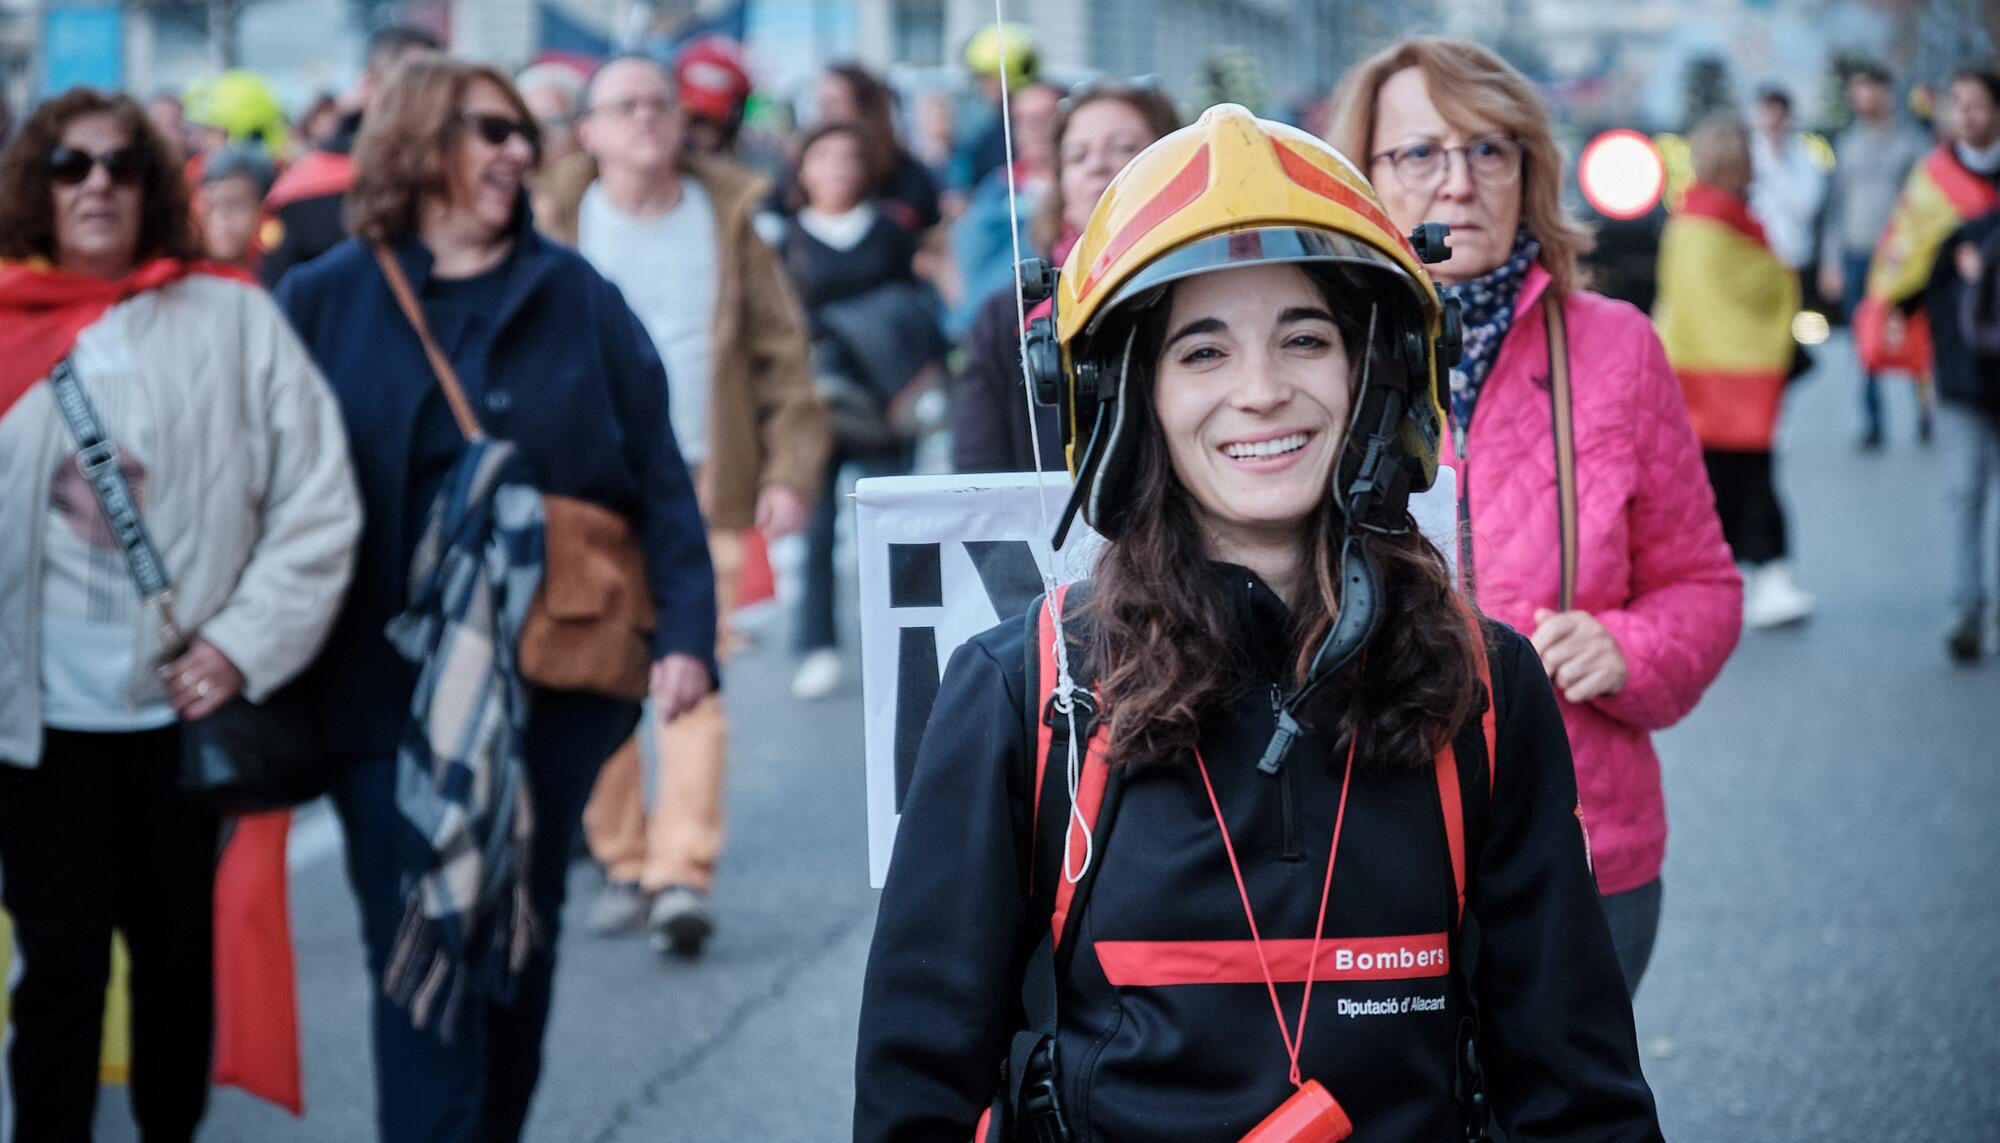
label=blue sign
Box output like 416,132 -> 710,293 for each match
43,5 -> 124,98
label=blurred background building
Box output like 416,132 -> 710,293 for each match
3,0 -> 1993,142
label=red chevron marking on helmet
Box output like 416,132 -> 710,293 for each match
1081,144 -> 1212,297
1271,139 -> 1415,259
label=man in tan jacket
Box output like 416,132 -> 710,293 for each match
542,54 -> 826,955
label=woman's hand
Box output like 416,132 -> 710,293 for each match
1957,242 -> 1984,283
650,654 -> 712,722
1883,310 -> 1908,350
755,485 -> 810,539
1530,609 -> 1629,704
161,639 -> 246,720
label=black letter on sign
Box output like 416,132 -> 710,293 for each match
894,627 -> 940,813
890,543 -> 943,812
889,542 -> 944,608
964,540 -> 1045,622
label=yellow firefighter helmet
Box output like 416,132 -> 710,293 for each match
1018,104 -> 1460,542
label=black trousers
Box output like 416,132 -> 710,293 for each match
0,726 -> 220,1143
334,690 -> 636,1143
796,444 -> 912,653
1703,449 -> 1789,566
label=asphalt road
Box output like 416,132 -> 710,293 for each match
96,332 -> 2000,1141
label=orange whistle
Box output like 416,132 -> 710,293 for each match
1239,1080 -> 1354,1143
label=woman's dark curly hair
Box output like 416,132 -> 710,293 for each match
0,88 -> 197,264
1086,265 -> 1488,775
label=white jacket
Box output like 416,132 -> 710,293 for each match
1751,133 -> 1828,271
0,274 -> 361,766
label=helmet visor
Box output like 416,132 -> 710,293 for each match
1085,226 -> 1432,339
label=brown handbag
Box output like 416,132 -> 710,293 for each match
375,245 -> 654,701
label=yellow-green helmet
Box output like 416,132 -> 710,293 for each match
964,23 -> 1039,88
184,71 -> 289,160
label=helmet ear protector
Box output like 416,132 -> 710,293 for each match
1018,221 -> 1462,547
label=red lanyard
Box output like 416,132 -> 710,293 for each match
1192,734 -> 1358,1089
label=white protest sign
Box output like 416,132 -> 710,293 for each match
855,467 -> 1457,887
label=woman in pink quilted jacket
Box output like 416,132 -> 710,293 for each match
1332,38 -> 1742,993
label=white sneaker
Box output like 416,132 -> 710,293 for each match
587,882 -> 650,937
792,649 -> 843,700
1744,563 -> 1814,629
648,884 -> 714,957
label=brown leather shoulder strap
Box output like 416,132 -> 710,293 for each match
372,243 -> 484,442
1543,294 -> 1578,613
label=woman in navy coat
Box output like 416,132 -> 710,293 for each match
277,58 -> 714,1143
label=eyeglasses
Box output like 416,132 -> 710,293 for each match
47,145 -> 145,188
587,94 -> 676,121
1368,135 -> 1523,193
458,112 -> 540,152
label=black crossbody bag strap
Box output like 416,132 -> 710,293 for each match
48,356 -> 188,648
1448,639 -> 1501,1142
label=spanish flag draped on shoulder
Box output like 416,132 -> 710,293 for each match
1855,144 -> 2000,373
1655,183 -> 1799,451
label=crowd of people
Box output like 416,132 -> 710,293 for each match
0,14 -> 1995,1143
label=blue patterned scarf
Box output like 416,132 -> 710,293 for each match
1440,230 -> 1540,433
382,438 -> 546,1037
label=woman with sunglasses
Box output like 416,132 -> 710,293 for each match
857,105 -> 1661,1142
275,58 -> 715,1142
1330,39 -> 1742,995
0,89 -> 360,1141
951,80 -> 1180,474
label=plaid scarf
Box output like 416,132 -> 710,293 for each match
381,438 -> 546,1036
1440,229 -> 1541,434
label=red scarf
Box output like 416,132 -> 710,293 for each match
0,258 -> 255,422
1678,183 -> 1770,248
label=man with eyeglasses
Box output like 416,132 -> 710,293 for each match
539,54 -> 827,957
258,24 -> 439,288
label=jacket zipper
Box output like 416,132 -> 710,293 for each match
1271,684 -> 1302,860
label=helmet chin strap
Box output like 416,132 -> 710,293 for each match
1257,304 -> 1395,776
1053,326 -> 1135,548
1258,532 -> 1381,775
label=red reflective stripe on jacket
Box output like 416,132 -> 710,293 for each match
1095,933 -> 1451,987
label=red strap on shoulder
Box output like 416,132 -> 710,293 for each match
1049,726 -> 1110,949
1032,586 -> 1112,948
1436,605 -> 1496,926
1031,586 -> 1067,847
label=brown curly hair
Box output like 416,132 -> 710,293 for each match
0,88 -> 197,264
346,55 -> 538,244
1086,267 -> 1487,775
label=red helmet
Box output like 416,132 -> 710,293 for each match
675,37 -> 751,124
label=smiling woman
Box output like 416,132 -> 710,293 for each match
1330,38 -> 1744,998
856,105 -> 1664,1143
272,55 -> 717,1143
0,88 -> 359,1143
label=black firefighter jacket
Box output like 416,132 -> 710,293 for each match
855,566 -> 1663,1142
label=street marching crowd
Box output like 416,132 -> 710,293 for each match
0,13 -> 1997,1143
